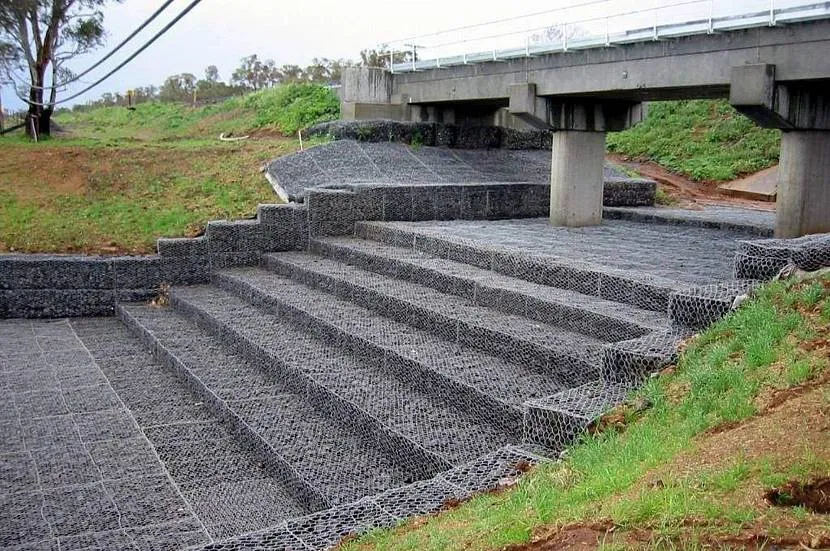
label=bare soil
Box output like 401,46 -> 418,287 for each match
766,478 -> 830,514
608,154 -> 776,212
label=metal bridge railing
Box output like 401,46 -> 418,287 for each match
380,0 -> 830,74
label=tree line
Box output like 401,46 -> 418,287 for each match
72,49 -> 413,111
1,0 -> 414,135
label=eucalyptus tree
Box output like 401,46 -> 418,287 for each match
0,0 -> 120,135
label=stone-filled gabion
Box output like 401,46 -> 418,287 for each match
264,139 -> 657,203
0,204 -> 308,319
735,233 -> 830,279
4,174 -> 829,551
303,120 -> 550,150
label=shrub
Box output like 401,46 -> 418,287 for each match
239,84 -> 340,135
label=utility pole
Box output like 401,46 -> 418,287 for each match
0,88 -> 4,133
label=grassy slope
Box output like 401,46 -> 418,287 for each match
344,276 -> 830,550
0,87 -> 336,255
52,101 -> 259,142
607,100 -> 781,182
0,138 -> 293,254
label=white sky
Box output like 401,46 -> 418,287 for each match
1,0 -> 774,110
1,0 -> 554,110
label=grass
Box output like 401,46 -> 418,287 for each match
608,100 -> 781,182
0,84 -> 339,254
226,83 -> 340,135
343,275 -> 830,550
0,139 -> 297,254
54,83 -> 340,141
53,101 -> 258,142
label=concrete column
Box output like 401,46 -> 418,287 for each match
550,131 -> 606,227
776,131 -> 830,238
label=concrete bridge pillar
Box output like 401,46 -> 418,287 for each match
509,83 -> 643,227
550,131 -> 606,226
730,64 -> 830,237
776,132 -> 830,238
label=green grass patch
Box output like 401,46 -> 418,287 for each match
608,100 -> 780,181
53,83 -> 339,141
54,101 -> 254,142
345,276 -> 830,551
0,140 -> 296,254
227,83 -> 340,135
1,84 -> 345,253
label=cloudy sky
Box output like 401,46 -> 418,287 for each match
2,0 -> 767,110
1,0 -> 554,109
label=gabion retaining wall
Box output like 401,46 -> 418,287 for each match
264,138 -> 653,202
0,204 -> 307,318
306,181 -> 655,236
0,183 -> 654,319
4,180 -> 830,550
304,120 -> 554,150
735,233 -> 830,279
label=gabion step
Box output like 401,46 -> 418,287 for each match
214,267 -> 566,435
195,446 -> 546,551
311,236 -> 668,341
524,380 -> 631,452
119,303 -> 414,509
354,220 -> 682,313
168,285 -> 511,471
262,252 -> 604,383
72,317 -> 309,541
669,279 -> 761,330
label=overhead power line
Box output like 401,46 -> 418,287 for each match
22,0 -> 179,92
382,0 -> 611,46
19,0 -> 205,107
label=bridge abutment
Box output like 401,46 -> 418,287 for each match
341,66 -> 411,121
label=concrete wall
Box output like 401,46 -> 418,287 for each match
341,102 -> 407,121
341,67 -> 394,104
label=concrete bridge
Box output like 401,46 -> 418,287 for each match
341,16 -> 830,238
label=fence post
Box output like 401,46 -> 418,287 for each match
653,0 -> 659,40
708,0 -> 714,33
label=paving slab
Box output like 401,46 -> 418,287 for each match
717,166 -> 778,202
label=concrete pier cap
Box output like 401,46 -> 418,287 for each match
509,82 -> 644,227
